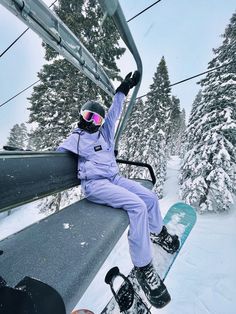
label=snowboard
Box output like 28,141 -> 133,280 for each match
101,202 -> 197,313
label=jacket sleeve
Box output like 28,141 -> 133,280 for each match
57,132 -> 80,155
102,92 -> 126,142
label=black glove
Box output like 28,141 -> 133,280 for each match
116,71 -> 141,96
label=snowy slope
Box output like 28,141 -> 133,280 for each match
160,205 -> 236,314
0,200 -> 45,241
0,156 -> 235,313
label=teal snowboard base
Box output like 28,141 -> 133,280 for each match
101,202 -> 197,313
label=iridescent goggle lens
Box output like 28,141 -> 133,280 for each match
81,110 -> 104,126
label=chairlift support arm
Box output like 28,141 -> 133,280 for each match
98,0 -> 143,149
0,0 -> 115,97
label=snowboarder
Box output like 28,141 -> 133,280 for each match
57,71 -> 180,308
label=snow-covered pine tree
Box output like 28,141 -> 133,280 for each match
120,57 -> 173,197
180,12 -> 236,213
119,98 -> 148,178
169,96 -> 184,155
6,123 -> 28,149
180,90 -> 203,160
179,108 -> 187,158
27,128 -> 44,151
142,57 -> 172,196
28,0 -> 125,149
180,91 -> 204,195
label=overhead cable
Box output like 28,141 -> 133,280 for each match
0,80 -> 40,108
0,28 -> 28,58
170,62 -> 234,87
127,0 -> 162,23
0,0 -> 58,58
136,61 -> 235,100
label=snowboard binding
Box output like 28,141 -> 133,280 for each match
105,266 -> 134,312
105,266 -> 151,313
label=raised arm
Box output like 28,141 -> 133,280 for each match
103,71 -> 141,141
103,92 -> 126,138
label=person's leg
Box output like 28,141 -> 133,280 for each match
113,175 -> 180,254
113,175 -> 163,234
85,178 -> 171,308
84,178 -> 152,267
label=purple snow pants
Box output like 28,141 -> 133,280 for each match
83,174 -> 163,267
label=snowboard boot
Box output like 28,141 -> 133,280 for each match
150,225 -> 180,254
135,262 -> 171,308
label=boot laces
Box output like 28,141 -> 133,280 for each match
143,264 -> 161,289
164,233 -> 176,244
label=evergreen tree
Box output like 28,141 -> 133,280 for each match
180,91 -> 202,159
27,128 -> 45,151
120,57 -> 172,197
180,91 -> 204,193
145,57 -> 172,137
7,123 -> 28,149
28,0 -> 125,149
179,108 -> 187,158
119,98 -> 148,178
180,12 -> 236,213
143,57 -> 172,196
169,96 -> 184,155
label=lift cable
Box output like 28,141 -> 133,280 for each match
0,28 -> 29,58
127,0 -> 162,23
0,0 -> 58,58
135,61 -> 235,100
0,79 -> 40,108
1,61 -> 233,109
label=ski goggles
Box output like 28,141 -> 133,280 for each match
81,110 -> 104,126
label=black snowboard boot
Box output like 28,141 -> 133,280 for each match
150,225 -> 180,254
135,262 -> 171,308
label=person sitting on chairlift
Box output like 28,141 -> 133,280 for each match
57,71 -> 180,308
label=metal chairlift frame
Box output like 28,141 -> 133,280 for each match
0,0 -> 115,97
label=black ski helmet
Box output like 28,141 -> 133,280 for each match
78,100 -> 105,133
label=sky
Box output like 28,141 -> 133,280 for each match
0,0 -> 235,148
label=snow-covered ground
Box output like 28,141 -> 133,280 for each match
0,156 -> 235,313
0,200 -> 45,241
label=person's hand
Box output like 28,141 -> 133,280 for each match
116,71 -> 141,96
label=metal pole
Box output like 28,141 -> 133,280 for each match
98,0 -> 143,150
